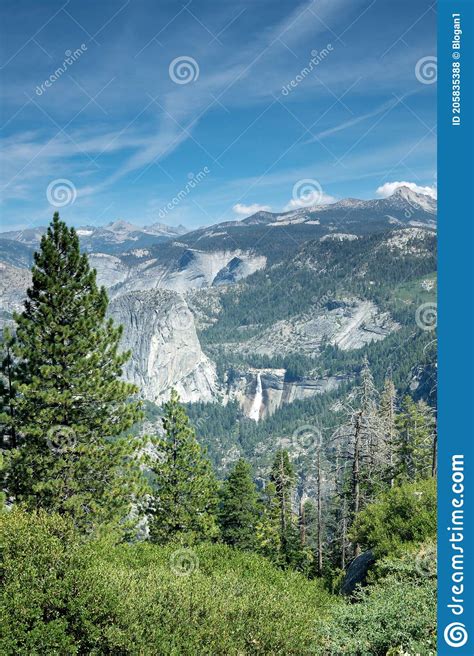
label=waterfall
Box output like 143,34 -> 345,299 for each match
249,372 -> 263,422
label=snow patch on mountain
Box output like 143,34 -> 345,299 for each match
321,233 -> 358,242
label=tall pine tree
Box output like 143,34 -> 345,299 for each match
269,449 -> 308,568
379,378 -> 397,486
394,396 -> 436,481
148,390 -> 218,544
1,214 -> 145,533
218,458 -> 260,551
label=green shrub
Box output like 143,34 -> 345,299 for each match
0,508 -> 124,654
351,478 -> 436,557
1,509 -> 332,655
320,542 -> 436,655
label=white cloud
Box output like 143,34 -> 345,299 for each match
233,203 -> 272,216
284,191 -> 337,210
376,181 -> 437,199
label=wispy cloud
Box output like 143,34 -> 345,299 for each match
233,202 -> 272,216
0,0 -> 437,229
284,191 -> 336,210
376,180 -> 437,199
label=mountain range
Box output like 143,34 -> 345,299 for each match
0,186 -> 437,482
0,219 -> 188,254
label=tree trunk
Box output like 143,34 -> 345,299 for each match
352,411 -> 362,556
299,498 -> 306,545
316,449 -> 323,575
341,497 -> 347,570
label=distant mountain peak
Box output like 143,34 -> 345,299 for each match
105,220 -> 137,233
384,186 -> 437,213
391,184 -> 421,197
146,222 -> 188,236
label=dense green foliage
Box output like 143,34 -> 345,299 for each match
321,542 -> 436,655
1,214 -> 145,533
148,390 -> 218,544
218,458 -> 260,550
351,478 -> 437,558
1,509 -> 332,656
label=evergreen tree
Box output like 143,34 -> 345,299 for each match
218,458 -> 260,551
256,480 -> 281,561
379,378 -> 397,486
269,449 -> 308,568
300,498 -> 317,549
1,214 -> 145,533
270,450 -> 295,550
330,358 -> 386,557
394,396 -> 436,481
149,390 -> 218,544
0,330 -> 17,452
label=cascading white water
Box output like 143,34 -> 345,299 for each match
249,372 -> 263,422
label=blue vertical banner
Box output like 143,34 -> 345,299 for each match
438,0 -> 474,653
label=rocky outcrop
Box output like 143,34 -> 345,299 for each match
108,289 -> 218,404
226,368 -> 346,420
0,262 -> 31,327
221,298 -> 399,358
105,249 -> 267,297
213,255 -> 265,286
89,253 -> 131,289
340,550 -> 376,595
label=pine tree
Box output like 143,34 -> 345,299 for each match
379,378 -> 397,486
218,458 -> 260,551
270,450 -> 295,549
1,214 -> 145,533
269,449 -> 307,568
331,357 -> 386,557
256,480 -> 281,561
394,396 -> 436,481
149,389 -> 218,544
315,447 -> 324,575
0,330 -> 17,452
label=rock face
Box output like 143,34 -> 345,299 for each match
88,253 -> 130,289
222,298 -> 399,358
108,290 -> 217,404
340,550 -> 376,595
105,249 -> 266,296
213,256 -> 265,286
227,368 -> 346,420
0,262 -> 31,328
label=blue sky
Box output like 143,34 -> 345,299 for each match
0,0 -> 437,231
